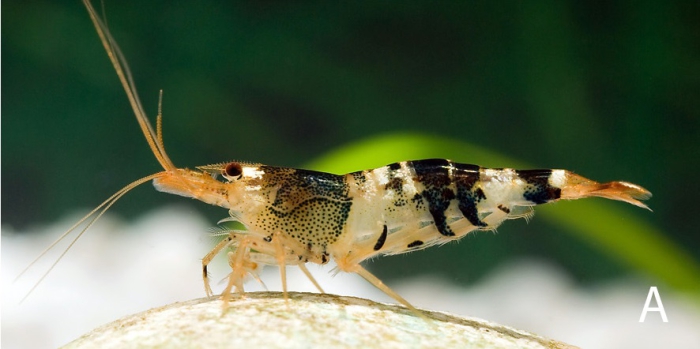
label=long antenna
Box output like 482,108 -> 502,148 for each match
16,0 -> 182,302
16,172 -> 166,302
83,0 -> 176,171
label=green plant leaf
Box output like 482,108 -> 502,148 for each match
305,132 -> 700,297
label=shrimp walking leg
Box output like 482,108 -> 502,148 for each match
271,232 -> 289,303
298,264 -> 325,293
221,238 -> 254,308
201,235 -> 234,297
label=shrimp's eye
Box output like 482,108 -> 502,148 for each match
224,162 -> 243,177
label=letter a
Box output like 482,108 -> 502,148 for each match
639,286 -> 668,322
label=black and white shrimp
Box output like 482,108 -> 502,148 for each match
19,0 -> 652,315
156,159 -> 651,311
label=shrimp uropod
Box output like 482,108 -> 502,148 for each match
19,0 -> 652,317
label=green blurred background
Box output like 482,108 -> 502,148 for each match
3,1 -> 699,293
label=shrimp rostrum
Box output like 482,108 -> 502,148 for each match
20,0 -> 652,315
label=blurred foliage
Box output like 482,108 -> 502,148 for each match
3,1 -> 699,289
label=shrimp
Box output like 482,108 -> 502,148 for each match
18,0 -> 652,316
159,161 -> 651,313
